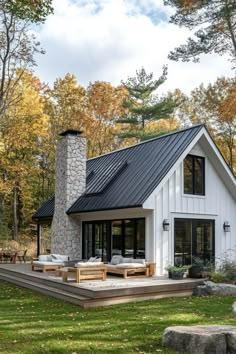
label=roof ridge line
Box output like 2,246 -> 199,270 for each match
88,124 -> 205,161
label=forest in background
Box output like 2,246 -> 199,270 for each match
1,0 -> 236,245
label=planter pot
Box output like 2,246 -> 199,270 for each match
189,265 -> 203,278
171,272 -> 184,280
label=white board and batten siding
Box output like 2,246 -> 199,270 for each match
152,143 -> 236,276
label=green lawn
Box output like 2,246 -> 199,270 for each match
0,280 -> 235,354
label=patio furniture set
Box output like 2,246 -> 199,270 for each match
31,254 -> 155,283
0,249 -> 27,264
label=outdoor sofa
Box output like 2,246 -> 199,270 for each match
31,254 -> 69,272
105,255 -> 154,278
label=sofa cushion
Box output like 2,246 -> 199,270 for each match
121,257 -> 133,263
51,254 -> 69,262
132,258 -> 146,265
38,255 -> 52,262
115,263 -> 146,268
33,261 -> 61,266
111,255 -> 123,265
75,261 -> 104,267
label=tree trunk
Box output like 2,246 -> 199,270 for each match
12,185 -> 18,241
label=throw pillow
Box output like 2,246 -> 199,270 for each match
110,255 -> 123,265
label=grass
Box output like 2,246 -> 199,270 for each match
0,281 -> 235,354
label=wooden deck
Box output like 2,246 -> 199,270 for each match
0,264 -> 204,308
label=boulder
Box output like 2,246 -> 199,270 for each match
233,302 -> 236,316
162,325 -> 236,354
192,284 -> 208,296
193,281 -> 236,297
205,281 -> 236,296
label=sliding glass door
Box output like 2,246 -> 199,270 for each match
83,218 -> 145,261
174,218 -> 215,265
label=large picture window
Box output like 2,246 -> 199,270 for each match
184,155 -> 205,195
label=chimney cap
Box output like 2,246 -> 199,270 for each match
59,129 -> 83,137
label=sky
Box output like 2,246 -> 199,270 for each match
33,0 -> 234,95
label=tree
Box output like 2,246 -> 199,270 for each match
6,0 -> 53,23
85,81 -> 129,156
0,1 -> 44,115
177,77 -> 236,172
117,66 -> 177,141
0,70 -> 49,240
164,0 -> 236,65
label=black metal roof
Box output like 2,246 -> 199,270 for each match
33,124 -> 204,220
32,196 -> 54,220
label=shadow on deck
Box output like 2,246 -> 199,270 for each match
0,263 -> 204,308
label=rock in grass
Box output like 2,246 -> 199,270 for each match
162,325 -> 236,354
233,302 -> 236,316
205,281 -> 236,296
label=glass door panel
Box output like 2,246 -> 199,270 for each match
174,219 -> 192,265
124,220 -> 135,257
112,220 -> 122,256
136,219 -> 145,258
194,220 -> 214,262
83,223 -> 93,260
174,219 -> 215,266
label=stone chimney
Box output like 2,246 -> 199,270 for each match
51,130 -> 86,259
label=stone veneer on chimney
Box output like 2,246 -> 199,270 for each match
50,130 -> 86,259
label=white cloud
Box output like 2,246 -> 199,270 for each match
33,0 -> 234,94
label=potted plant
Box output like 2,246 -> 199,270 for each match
189,257 -> 212,278
166,265 -> 190,280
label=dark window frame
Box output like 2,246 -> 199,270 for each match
184,154 -> 205,196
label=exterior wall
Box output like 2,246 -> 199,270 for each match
153,143 -> 236,276
79,208 -> 155,263
51,133 -> 86,259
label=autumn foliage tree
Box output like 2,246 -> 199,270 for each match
0,71 -> 49,240
0,0 -> 44,116
6,0 -> 53,23
177,77 -> 236,172
85,81 -> 129,156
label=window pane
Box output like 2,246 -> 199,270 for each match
136,219 -> 145,258
112,220 -> 122,255
194,157 -> 204,195
184,156 -> 193,194
174,219 -> 192,265
124,220 -> 135,257
83,224 -> 93,259
195,221 -> 214,262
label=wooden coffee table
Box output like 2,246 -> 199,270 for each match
61,266 -> 107,283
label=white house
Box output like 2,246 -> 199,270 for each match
33,125 -> 236,276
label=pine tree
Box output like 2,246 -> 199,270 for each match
164,0 -> 236,66
117,66 -> 177,141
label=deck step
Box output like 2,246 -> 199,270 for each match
0,265 -> 203,308
0,271 -> 90,306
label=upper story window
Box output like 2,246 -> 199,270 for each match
184,155 -> 205,195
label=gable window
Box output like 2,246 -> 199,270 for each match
184,155 -> 205,195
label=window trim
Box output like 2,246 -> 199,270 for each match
183,154 -> 205,196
